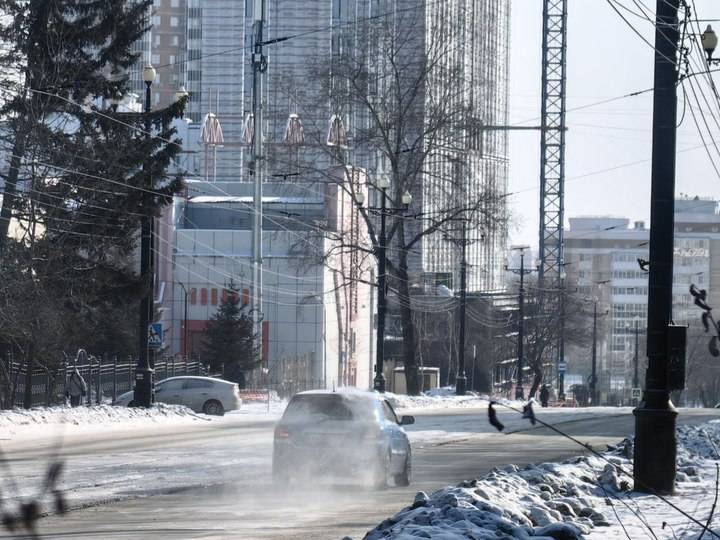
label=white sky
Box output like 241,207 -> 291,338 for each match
508,0 -> 720,249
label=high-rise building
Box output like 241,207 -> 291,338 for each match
177,1 -> 510,292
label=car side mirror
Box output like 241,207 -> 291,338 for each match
400,415 -> 414,426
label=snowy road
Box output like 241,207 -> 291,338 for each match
3,406 -> 719,539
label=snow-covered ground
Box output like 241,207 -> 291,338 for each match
0,392 -> 636,519
359,419 -> 720,540
0,400 -> 288,440
0,389 -> 626,444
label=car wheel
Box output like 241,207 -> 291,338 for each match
394,454 -> 411,487
202,399 -> 225,416
127,401 -> 136,408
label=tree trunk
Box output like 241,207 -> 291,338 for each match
397,251 -> 420,395
528,366 -> 542,399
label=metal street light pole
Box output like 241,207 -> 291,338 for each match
251,0 -> 267,370
634,0 -> 680,496
134,64 -> 157,408
357,179 -> 410,393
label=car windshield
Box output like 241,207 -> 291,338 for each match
282,394 -> 375,423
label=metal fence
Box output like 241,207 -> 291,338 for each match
1,355 -> 207,409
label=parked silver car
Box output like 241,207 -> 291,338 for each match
273,390 -> 414,488
113,376 -> 242,416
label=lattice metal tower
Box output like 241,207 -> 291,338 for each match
539,0 -> 568,394
538,0 -> 567,285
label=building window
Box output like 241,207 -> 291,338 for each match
200,288 -> 208,305
172,35 -> 179,46
170,16 -> 179,27
190,288 -> 197,305
171,0 -> 180,6
211,288 -> 218,305
152,15 -> 161,26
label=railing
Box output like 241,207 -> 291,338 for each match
0,355 -> 207,409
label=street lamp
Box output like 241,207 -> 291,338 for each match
134,64 -> 157,408
505,246 -> 536,400
702,25 -> 718,62
356,176 -> 411,393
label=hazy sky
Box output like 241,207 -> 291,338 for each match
508,0 -> 720,249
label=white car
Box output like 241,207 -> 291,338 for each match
113,376 -> 242,416
273,390 -> 414,488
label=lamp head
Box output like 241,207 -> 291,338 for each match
703,25 -> 718,61
401,190 -> 412,206
175,85 -> 189,102
143,64 -> 157,84
376,176 -> 390,190
355,192 -> 365,206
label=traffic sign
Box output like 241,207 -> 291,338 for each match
631,387 -> 641,399
148,323 -> 163,349
558,361 -> 567,373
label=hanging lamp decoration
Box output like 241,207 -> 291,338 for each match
241,112 -> 254,145
326,114 -> 348,148
200,112 -> 224,147
283,113 -> 305,145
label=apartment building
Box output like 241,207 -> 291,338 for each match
563,196 -> 720,402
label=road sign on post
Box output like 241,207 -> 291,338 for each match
558,361 -> 567,373
631,388 -> 642,400
148,323 -> 163,349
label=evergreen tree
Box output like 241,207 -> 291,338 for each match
0,1 -> 187,369
204,281 -> 259,383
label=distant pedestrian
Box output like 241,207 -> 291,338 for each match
540,385 -> 550,408
67,367 -> 87,407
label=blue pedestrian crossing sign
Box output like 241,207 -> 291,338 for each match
148,323 -> 163,349
558,361 -> 567,373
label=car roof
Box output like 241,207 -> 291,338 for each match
294,389 -> 382,401
157,376 -> 233,385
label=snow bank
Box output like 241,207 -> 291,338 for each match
359,421 -> 720,540
0,403 -> 204,429
386,387 -> 526,411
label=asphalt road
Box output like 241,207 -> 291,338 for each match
4,407 -> 719,540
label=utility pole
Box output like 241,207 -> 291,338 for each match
506,246 -> 534,400
375,186 -> 387,393
634,0 -> 680,496
558,274 -> 566,401
251,0 -> 267,369
456,221 -> 468,395
590,300 -> 598,406
134,64 -> 157,408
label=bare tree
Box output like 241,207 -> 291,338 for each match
519,282 -> 594,398
275,7 -> 506,395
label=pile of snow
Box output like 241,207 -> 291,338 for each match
0,403 -> 204,429
387,388 -> 490,410
359,421 -> 720,540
